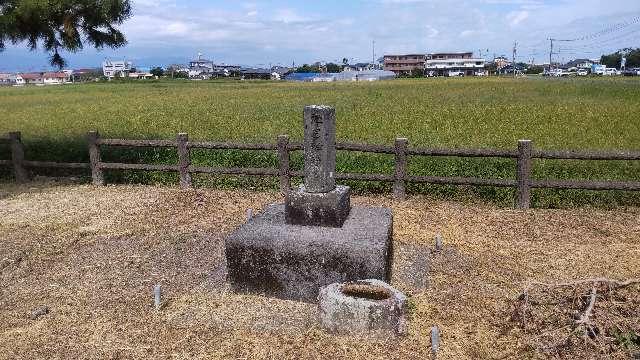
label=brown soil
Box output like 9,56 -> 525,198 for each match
0,180 -> 638,359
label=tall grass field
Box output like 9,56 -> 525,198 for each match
0,77 -> 638,207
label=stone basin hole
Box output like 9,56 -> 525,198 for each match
341,283 -> 392,301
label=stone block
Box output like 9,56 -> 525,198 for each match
318,279 -> 408,336
285,185 -> 351,228
225,204 -> 393,303
303,105 -> 336,193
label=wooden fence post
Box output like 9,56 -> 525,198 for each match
516,139 -> 533,209
87,131 -> 104,186
9,131 -> 28,183
177,133 -> 192,189
277,135 -> 291,195
394,137 -> 408,200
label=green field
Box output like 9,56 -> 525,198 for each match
1,77 -> 639,207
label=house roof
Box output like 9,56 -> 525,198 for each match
43,72 -> 68,78
384,54 -> 425,57
241,68 -> 273,74
20,73 -> 43,79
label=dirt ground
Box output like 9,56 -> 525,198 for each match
0,180 -> 638,359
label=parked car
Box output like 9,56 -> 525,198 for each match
603,68 -> 618,76
577,69 -> 589,76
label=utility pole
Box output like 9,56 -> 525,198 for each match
512,41 -> 518,78
372,40 -> 376,65
548,38 -> 555,73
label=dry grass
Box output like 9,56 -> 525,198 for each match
0,180 -> 638,359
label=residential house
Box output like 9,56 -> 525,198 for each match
343,63 -> 376,72
565,58 -> 598,69
43,72 -> 70,85
425,52 -> 487,76
240,68 -> 277,80
383,54 -> 426,75
0,73 -> 17,86
19,73 -> 44,85
493,56 -> 510,69
73,68 -> 102,82
128,71 -> 154,79
271,66 -> 293,77
102,60 -> 133,77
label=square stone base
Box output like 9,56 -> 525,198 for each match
285,185 -> 351,228
225,204 -> 393,303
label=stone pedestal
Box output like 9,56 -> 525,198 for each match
285,185 -> 351,228
225,205 -> 393,303
224,105 -> 395,304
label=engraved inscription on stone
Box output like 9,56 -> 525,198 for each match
303,106 -> 336,193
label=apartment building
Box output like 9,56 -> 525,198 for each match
383,54 -> 426,75
425,52 -> 486,76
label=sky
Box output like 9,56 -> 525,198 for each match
1,0 -> 640,72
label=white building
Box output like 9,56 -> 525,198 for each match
102,60 -> 133,77
43,72 -> 70,85
425,52 -> 487,77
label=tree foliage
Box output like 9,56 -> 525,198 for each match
0,0 -> 132,68
601,48 -> 640,69
325,63 -> 342,73
150,66 -> 163,77
295,64 -> 319,73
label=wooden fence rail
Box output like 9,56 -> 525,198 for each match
1,130 -> 639,209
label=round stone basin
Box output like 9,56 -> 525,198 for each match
318,279 -> 408,336
340,283 -> 392,301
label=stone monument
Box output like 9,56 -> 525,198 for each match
225,105 -> 393,303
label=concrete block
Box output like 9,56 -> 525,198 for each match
225,204 -> 393,302
285,185 -> 351,228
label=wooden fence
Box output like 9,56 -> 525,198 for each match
1,131 -> 639,209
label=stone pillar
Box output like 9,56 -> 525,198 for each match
303,105 -> 336,193
286,105 -> 350,228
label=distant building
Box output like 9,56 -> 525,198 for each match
188,53 -> 241,79
73,68 -> 102,82
333,70 -> 396,82
43,72 -> 70,85
102,60 -> 133,77
493,56 -> 510,70
564,58 -> 598,69
343,63 -> 376,72
285,70 -> 396,82
271,66 -> 293,77
240,68 -> 278,80
128,71 -> 154,79
0,73 -> 17,86
425,52 -> 487,76
19,73 -> 44,85
383,54 -> 426,75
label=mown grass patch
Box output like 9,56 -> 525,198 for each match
0,77 -> 638,207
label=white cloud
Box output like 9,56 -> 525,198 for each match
115,0 -> 640,66
507,10 -> 529,27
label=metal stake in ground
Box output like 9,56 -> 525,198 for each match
431,325 -> 440,359
154,284 -> 162,311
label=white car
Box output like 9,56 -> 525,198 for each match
604,68 -> 618,76
577,69 -> 589,76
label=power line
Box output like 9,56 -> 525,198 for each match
558,15 -> 640,42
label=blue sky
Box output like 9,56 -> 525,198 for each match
1,0 -> 640,71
